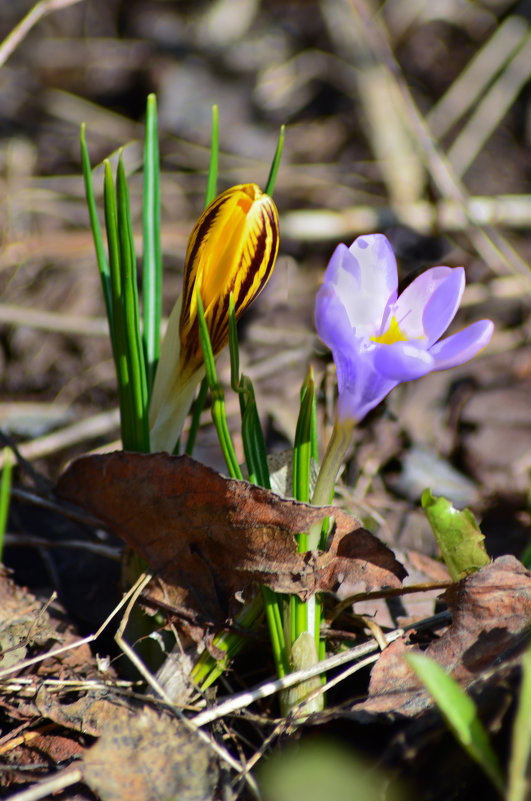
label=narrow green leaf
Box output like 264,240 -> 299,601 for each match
263,584 -> 289,678
0,448 -> 14,563
265,124 -> 285,197
240,378 -> 270,489
228,295 -> 240,393
310,381 -> 319,465
142,93 -> 162,396
196,289 -> 241,479
195,290 -> 217,390
520,541 -> 531,569
205,105 -> 219,208
507,642 -> 531,801
228,294 -> 269,486
421,489 -> 490,582
291,369 -> 324,668
293,369 -> 315,506
227,293 -> 287,677
117,157 -> 150,452
407,652 -> 505,795
192,592 -> 266,689
104,159 -> 133,448
185,377 -> 209,456
80,125 -> 112,328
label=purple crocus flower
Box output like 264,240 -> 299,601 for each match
314,234 -> 494,423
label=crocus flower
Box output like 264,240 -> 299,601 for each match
149,183 -> 279,452
314,233 -> 494,424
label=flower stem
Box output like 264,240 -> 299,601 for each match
280,416 -> 356,715
308,418 -> 355,549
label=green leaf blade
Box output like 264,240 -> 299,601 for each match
265,124 -> 285,197
204,105 -> 219,209
116,157 -> 150,452
293,369 -> 316,507
142,93 -> 162,396
80,125 -> 112,328
407,652 -> 505,795
195,289 -> 241,480
0,448 -> 14,563
104,159 -> 133,448
507,642 -> 531,801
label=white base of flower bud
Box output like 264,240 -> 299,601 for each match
279,631 -> 324,717
149,292 -> 205,453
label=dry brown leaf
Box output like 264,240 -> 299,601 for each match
355,556 -> 531,716
0,568 -> 97,677
0,727 -> 84,790
82,705 -> 218,801
34,687 -> 124,738
56,453 -> 406,638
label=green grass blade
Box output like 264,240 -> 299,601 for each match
520,541 -> 531,569
238,381 -> 287,677
291,369 -> 324,673
142,93 -> 162,396
183,106 -> 218,458
204,105 -> 219,208
229,295 -> 269,487
310,373 -> 319,465
80,125 -> 112,328
293,369 -> 315,507
228,294 -> 288,677
0,448 -> 13,563
104,159 -> 133,448
264,124 -> 285,197
184,377 -> 209,456
507,641 -> 531,801
196,289 -> 241,479
228,295 -> 240,393
116,157 -> 150,452
407,652 -> 505,795
263,585 -> 289,677
192,592 -> 265,689
240,378 -> 270,488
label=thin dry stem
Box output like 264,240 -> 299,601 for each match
191,628 -> 405,728
6,768 -> 83,801
0,0 -> 85,69
0,574 -> 148,680
113,574 -> 260,794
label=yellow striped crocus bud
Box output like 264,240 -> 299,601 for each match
149,183 -> 279,452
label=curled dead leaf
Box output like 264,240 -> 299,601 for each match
56,452 -> 406,638
354,556 -> 531,716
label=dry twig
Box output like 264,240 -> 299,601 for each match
0,0 -> 85,68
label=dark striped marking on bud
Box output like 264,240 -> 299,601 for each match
179,183 -> 279,379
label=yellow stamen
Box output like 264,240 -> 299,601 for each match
370,316 -> 408,345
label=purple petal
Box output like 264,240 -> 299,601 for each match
429,320 -> 494,371
314,284 -> 354,355
335,350 -> 397,423
348,234 -> 399,303
322,243 -> 358,287
422,267 -> 466,345
373,341 -> 435,381
391,267 -> 464,344
323,235 -> 398,333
